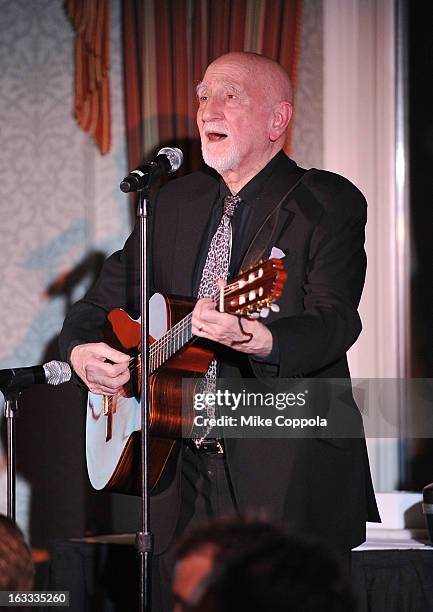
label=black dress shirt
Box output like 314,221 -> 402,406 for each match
191,151 -> 285,367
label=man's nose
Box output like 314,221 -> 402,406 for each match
200,95 -> 224,121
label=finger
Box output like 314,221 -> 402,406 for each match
86,368 -> 131,390
191,319 -> 216,338
192,312 -> 217,336
191,320 -> 206,336
93,343 -> 130,363
191,304 -> 210,335
199,309 -> 237,327
192,298 -> 215,320
86,359 -> 130,378
193,304 -> 223,326
216,278 -> 227,289
87,379 -> 129,395
103,360 -> 131,377
88,385 -> 119,396
95,371 -> 130,389
196,297 -> 215,306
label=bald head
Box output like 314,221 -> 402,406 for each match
203,52 -> 293,106
196,51 -> 293,192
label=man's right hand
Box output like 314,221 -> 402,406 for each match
70,343 -> 131,395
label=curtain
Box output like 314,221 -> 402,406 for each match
66,0 -> 111,154
122,0 -> 302,177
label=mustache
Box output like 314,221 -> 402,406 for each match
203,123 -> 230,136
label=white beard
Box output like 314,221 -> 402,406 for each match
201,140 -> 241,173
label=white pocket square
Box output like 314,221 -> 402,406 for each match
270,246 -> 285,259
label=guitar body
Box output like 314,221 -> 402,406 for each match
85,259 -> 286,496
86,293 -> 214,495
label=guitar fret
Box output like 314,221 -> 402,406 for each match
109,260 -> 282,398
168,329 -> 173,360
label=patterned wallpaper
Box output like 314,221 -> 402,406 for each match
292,0 -> 323,169
0,0 -> 129,538
0,0 -> 129,371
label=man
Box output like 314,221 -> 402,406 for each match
172,516 -> 355,612
59,52 -> 380,610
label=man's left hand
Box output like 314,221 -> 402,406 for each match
191,298 -> 273,357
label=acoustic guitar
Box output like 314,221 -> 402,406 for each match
86,258 -> 286,495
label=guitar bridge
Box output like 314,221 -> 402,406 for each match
103,395 -> 109,416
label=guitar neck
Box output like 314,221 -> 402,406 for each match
150,311 -> 194,373
148,258 -> 285,373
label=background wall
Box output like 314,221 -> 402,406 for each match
291,0 -> 323,168
0,0 -> 129,543
323,0 -> 404,492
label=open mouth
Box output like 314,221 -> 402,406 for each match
206,132 -> 228,142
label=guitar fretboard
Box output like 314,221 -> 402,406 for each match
149,311 -> 193,373
135,260 -> 281,375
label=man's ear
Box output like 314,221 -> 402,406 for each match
269,102 -> 293,141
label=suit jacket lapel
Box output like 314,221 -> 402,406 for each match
239,155 -> 301,270
168,156 -> 302,294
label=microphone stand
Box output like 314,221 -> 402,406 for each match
1,363 -> 71,525
3,388 -> 19,523
2,372 -> 32,523
135,185 -> 153,612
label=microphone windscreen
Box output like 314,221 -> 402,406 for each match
43,361 -> 72,385
157,147 -> 183,172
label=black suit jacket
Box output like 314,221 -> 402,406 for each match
59,153 -> 380,554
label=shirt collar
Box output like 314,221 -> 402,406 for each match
218,150 -> 288,205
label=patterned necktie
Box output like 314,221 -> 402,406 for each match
193,194 -> 241,444
197,195 -> 241,298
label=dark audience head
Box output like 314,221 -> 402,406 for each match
173,516 -> 355,612
0,514 -> 34,590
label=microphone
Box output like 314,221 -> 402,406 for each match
120,146 -> 183,193
0,361 -> 72,394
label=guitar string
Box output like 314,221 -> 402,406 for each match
134,271 -> 271,373
104,268 -> 277,411
103,268 -> 274,407
143,281 -> 242,370
139,303 -> 217,372
149,266 -> 276,362
149,266 -> 274,358
130,269 -> 275,378
108,281 -> 239,407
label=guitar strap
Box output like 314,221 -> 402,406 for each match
239,167 -> 317,271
